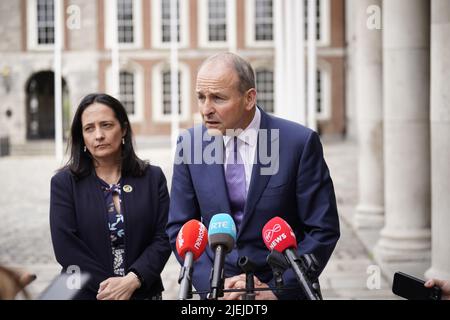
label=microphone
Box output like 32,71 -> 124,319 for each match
266,249 -> 290,290
176,219 -> 208,300
262,217 -> 321,300
238,256 -> 256,300
207,213 -> 237,300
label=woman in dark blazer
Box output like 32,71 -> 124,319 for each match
50,93 -> 171,300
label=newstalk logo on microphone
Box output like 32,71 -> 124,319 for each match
177,227 -> 185,248
194,222 -> 206,250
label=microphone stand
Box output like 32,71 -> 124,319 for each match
195,252 -> 323,300
237,256 -> 256,300
299,253 -> 323,300
208,245 -> 225,300
266,250 -> 290,293
193,286 -> 304,297
285,250 -> 322,300
178,251 -> 194,300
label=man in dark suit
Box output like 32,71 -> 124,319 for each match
166,52 -> 340,300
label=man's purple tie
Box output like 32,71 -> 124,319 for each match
225,137 -> 246,229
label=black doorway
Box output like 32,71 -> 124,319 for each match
25,71 -> 69,140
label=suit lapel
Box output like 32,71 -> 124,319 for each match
85,172 -> 114,269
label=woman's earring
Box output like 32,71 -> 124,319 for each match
83,146 -> 87,152
122,138 -> 125,145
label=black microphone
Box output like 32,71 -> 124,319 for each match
299,253 -> 323,299
207,213 -> 237,300
238,256 -> 256,300
262,217 -> 322,300
266,249 -> 290,290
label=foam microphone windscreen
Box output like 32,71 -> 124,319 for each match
262,217 -> 298,252
176,219 -> 208,261
208,213 -> 237,253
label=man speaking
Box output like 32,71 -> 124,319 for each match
166,52 -> 340,300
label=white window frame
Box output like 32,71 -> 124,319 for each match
104,0 -> 143,50
198,0 -> 236,49
246,0 -> 274,48
27,0 -> 65,51
255,68 -> 275,114
152,62 -> 190,123
105,62 -> 144,123
304,0 -> 330,47
246,0 -> 330,49
253,61 -> 275,113
151,0 -> 189,49
317,0 -> 331,47
316,62 -> 331,121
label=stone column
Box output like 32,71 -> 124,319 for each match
353,0 -> 384,229
274,0 -> 286,117
344,0 -> 357,141
274,0 -> 305,125
425,0 -> 450,281
375,0 -> 431,262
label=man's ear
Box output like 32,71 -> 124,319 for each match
244,88 -> 257,110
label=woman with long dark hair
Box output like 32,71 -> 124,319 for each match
50,93 -> 171,300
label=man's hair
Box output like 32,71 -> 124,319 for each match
199,52 -> 256,94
